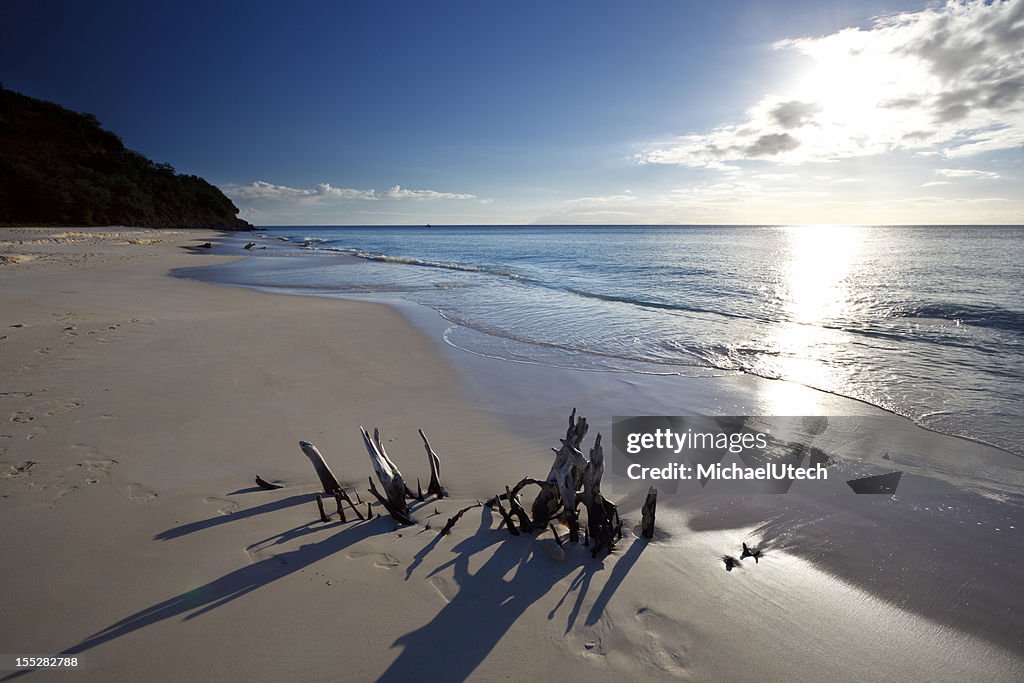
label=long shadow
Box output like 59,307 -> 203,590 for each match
548,563 -> 599,634
382,512 -> 645,681
60,520 -> 384,657
406,532 -> 445,581
584,538 -> 646,626
225,486 -> 265,495
154,494 -> 313,540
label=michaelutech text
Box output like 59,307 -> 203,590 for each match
627,463 -> 828,480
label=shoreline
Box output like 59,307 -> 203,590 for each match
190,227 -> 1024,461
185,232 -> 1024,656
179,232 -> 1024,498
1,228 -> 1021,680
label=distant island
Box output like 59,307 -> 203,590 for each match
0,86 -> 251,230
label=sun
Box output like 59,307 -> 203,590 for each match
782,28 -> 940,160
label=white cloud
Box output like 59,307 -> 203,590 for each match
564,194 -> 638,206
638,0 -> 1024,167
222,181 -> 476,202
937,168 -> 1001,178
921,180 -> 952,187
379,185 -> 476,200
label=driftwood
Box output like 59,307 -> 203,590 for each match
532,409 -> 589,538
439,502 -> 482,536
482,410 -> 622,556
491,494 -> 521,536
299,441 -> 342,495
255,475 -> 283,490
740,542 -> 762,563
339,491 -> 352,524
361,427 -> 414,525
315,494 -> 330,523
287,413 -> 626,561
419,429 -> 448,499
505,485 -> 532,532
339,488 -> 364,520
641,487 -> 658,539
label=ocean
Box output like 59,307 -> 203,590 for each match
195,225 -> 1024,458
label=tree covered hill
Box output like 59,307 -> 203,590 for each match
0,86 -> 251,230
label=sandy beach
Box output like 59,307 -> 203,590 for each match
1,228 -> 1021,681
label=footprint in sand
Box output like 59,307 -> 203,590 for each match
127,484 -> 158,502
633,606 -> 689,674
51,484 -> 79,505
2,461 -> 40,478
44,400 -> 82,417
10,412 -> 34,424
347,551 -> 400,569
71,451 -> 118,484
25,425 -> 48,440
583,638 -> 607,657
203,496 -> 239,515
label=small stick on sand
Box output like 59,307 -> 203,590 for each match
340,489 -> 364,520
334,492 -> 347,523
255,475 -> 283,490
439,502 -> 482,536
493,494 -> 520,536
315,494 -> 329,523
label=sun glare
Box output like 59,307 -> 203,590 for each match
755,225 -> 863,413
784,29 -> 940,160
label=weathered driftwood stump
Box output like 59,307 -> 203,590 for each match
641,486 -> 657,539
292,415 -> 626,559
419,429 -> 448,499
489,409 -> 622,558
361,426 -> 414,525
299,440 -> 343,496
531,409 -> 589,542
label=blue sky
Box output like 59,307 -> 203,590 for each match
3,0 -> 1022,225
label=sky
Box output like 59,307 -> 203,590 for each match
2,0 -> 1022,225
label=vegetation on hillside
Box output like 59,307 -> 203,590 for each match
0,86 -> 250,230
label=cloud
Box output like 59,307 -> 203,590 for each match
639,0 -> 1024,167
379,185 -> 476,200
743,132 -> 801,156
937,168 -> 1001,178
921,180 -> 952,187
770,100 -> 823,129
222,181 -> 476,202
564,194 -> 638,206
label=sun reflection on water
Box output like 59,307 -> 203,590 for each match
757,225 -> 863,415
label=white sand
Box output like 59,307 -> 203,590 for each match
0,228 -> 1020,681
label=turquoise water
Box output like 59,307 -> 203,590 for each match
199,225 -> 1024,456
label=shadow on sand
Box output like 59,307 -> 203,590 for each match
682,491 -> 1024,653
380,507 -> 647,681
3,501 -> 648,681
154,494 -> 314,540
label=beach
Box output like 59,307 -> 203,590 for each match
1,228 -> 1022,681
